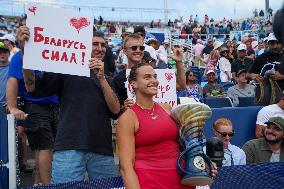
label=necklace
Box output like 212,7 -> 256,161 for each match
136,103 -> 158,120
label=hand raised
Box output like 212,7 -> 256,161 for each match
89,58 -> 105,80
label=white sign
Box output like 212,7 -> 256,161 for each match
125,69 -> 177,107
23,5 -> 93,77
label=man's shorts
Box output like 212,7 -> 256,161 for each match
23,102 -> 59,151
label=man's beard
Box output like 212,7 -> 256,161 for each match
264,134 -> 283,144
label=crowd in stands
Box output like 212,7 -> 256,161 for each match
0,9 -> 284,188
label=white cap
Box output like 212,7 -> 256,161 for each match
251,41 -> 258,49
237,43 -> 247,51
146,37 -> 158,44
0,34 -> 16,44
266,33 -> 277,42
206,70 -> 215,75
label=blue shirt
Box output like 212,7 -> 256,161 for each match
8,51 -> 58,104
0,65 -> 9,106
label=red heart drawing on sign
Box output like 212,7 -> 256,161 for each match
165,73 -> 174,82
69,17 -> 90,34
28,6 -> 37,15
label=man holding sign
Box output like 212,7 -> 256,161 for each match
18,9 -> 120,184
113,33 -> 185,109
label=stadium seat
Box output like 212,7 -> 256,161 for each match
221,82 -> 234,92
204,97 -> 233,108
238,97 -> 256,107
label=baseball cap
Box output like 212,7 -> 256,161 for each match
0,41 -> 9,52
0,34 -> 16,44
236,69 -> 247,77
266,33 -> 278,42
237,43 -> 247,51
146,37 -> 158,44
265,117 -> 284,130
206,70 -> 215,75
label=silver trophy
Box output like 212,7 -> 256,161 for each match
171,103 -> 214,186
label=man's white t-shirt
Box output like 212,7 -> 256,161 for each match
218,57 -> 232,82
256,104 -> 284,126
144,44 -> 158,61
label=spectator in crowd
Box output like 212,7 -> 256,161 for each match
145,37 -> 166,68
231,43 -> 253,82
256,40 -> 265,56
7,49 -> 58,185
246,48 -> 256,61
203,70 -> 224,97
193,39 -> 205,67
227,69 -> 255,107
226,40 -> 237,63
19,27 -> 120,183
0,42 -> 10,146
117,63 -> 217,189
202,38 -> 214,56
0,34 -> 19,62
162,39 -> 171,56
255,94 -> 284,138
209,118 -> 246,166
114,33 -> 186,109
218,47 -> 232,82
194,14 -> 199,23
177,69 -> 203,100
243,117 -> 284,164
205,41 -> 222,74
249,33 -> 284,91
134,26 -> 157,64
258,25 -> 266,39
116,47 -> 128,71
156,40 -> 168,69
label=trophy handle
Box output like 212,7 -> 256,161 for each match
177,146 -> 214,177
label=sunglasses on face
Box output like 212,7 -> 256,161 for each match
216,130 -> 235,138
189,74 -> 194,77
173,45 -> 180,48
126,45 -> 145,51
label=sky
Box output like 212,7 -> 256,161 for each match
0,0 -> 283,22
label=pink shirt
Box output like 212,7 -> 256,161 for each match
193,44 -> 205,56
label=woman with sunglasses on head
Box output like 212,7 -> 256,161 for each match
213,118 -> 246,166
117,63 -> 217,189
177,70 -> 203,100
218,47 -> 232,82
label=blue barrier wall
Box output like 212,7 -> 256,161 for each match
204,106 -> 263,147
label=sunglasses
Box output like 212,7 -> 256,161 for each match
173,45 -> 180,48
126,45 -> 145,51
216,130 -> 235,138
189,74 -> 194,77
